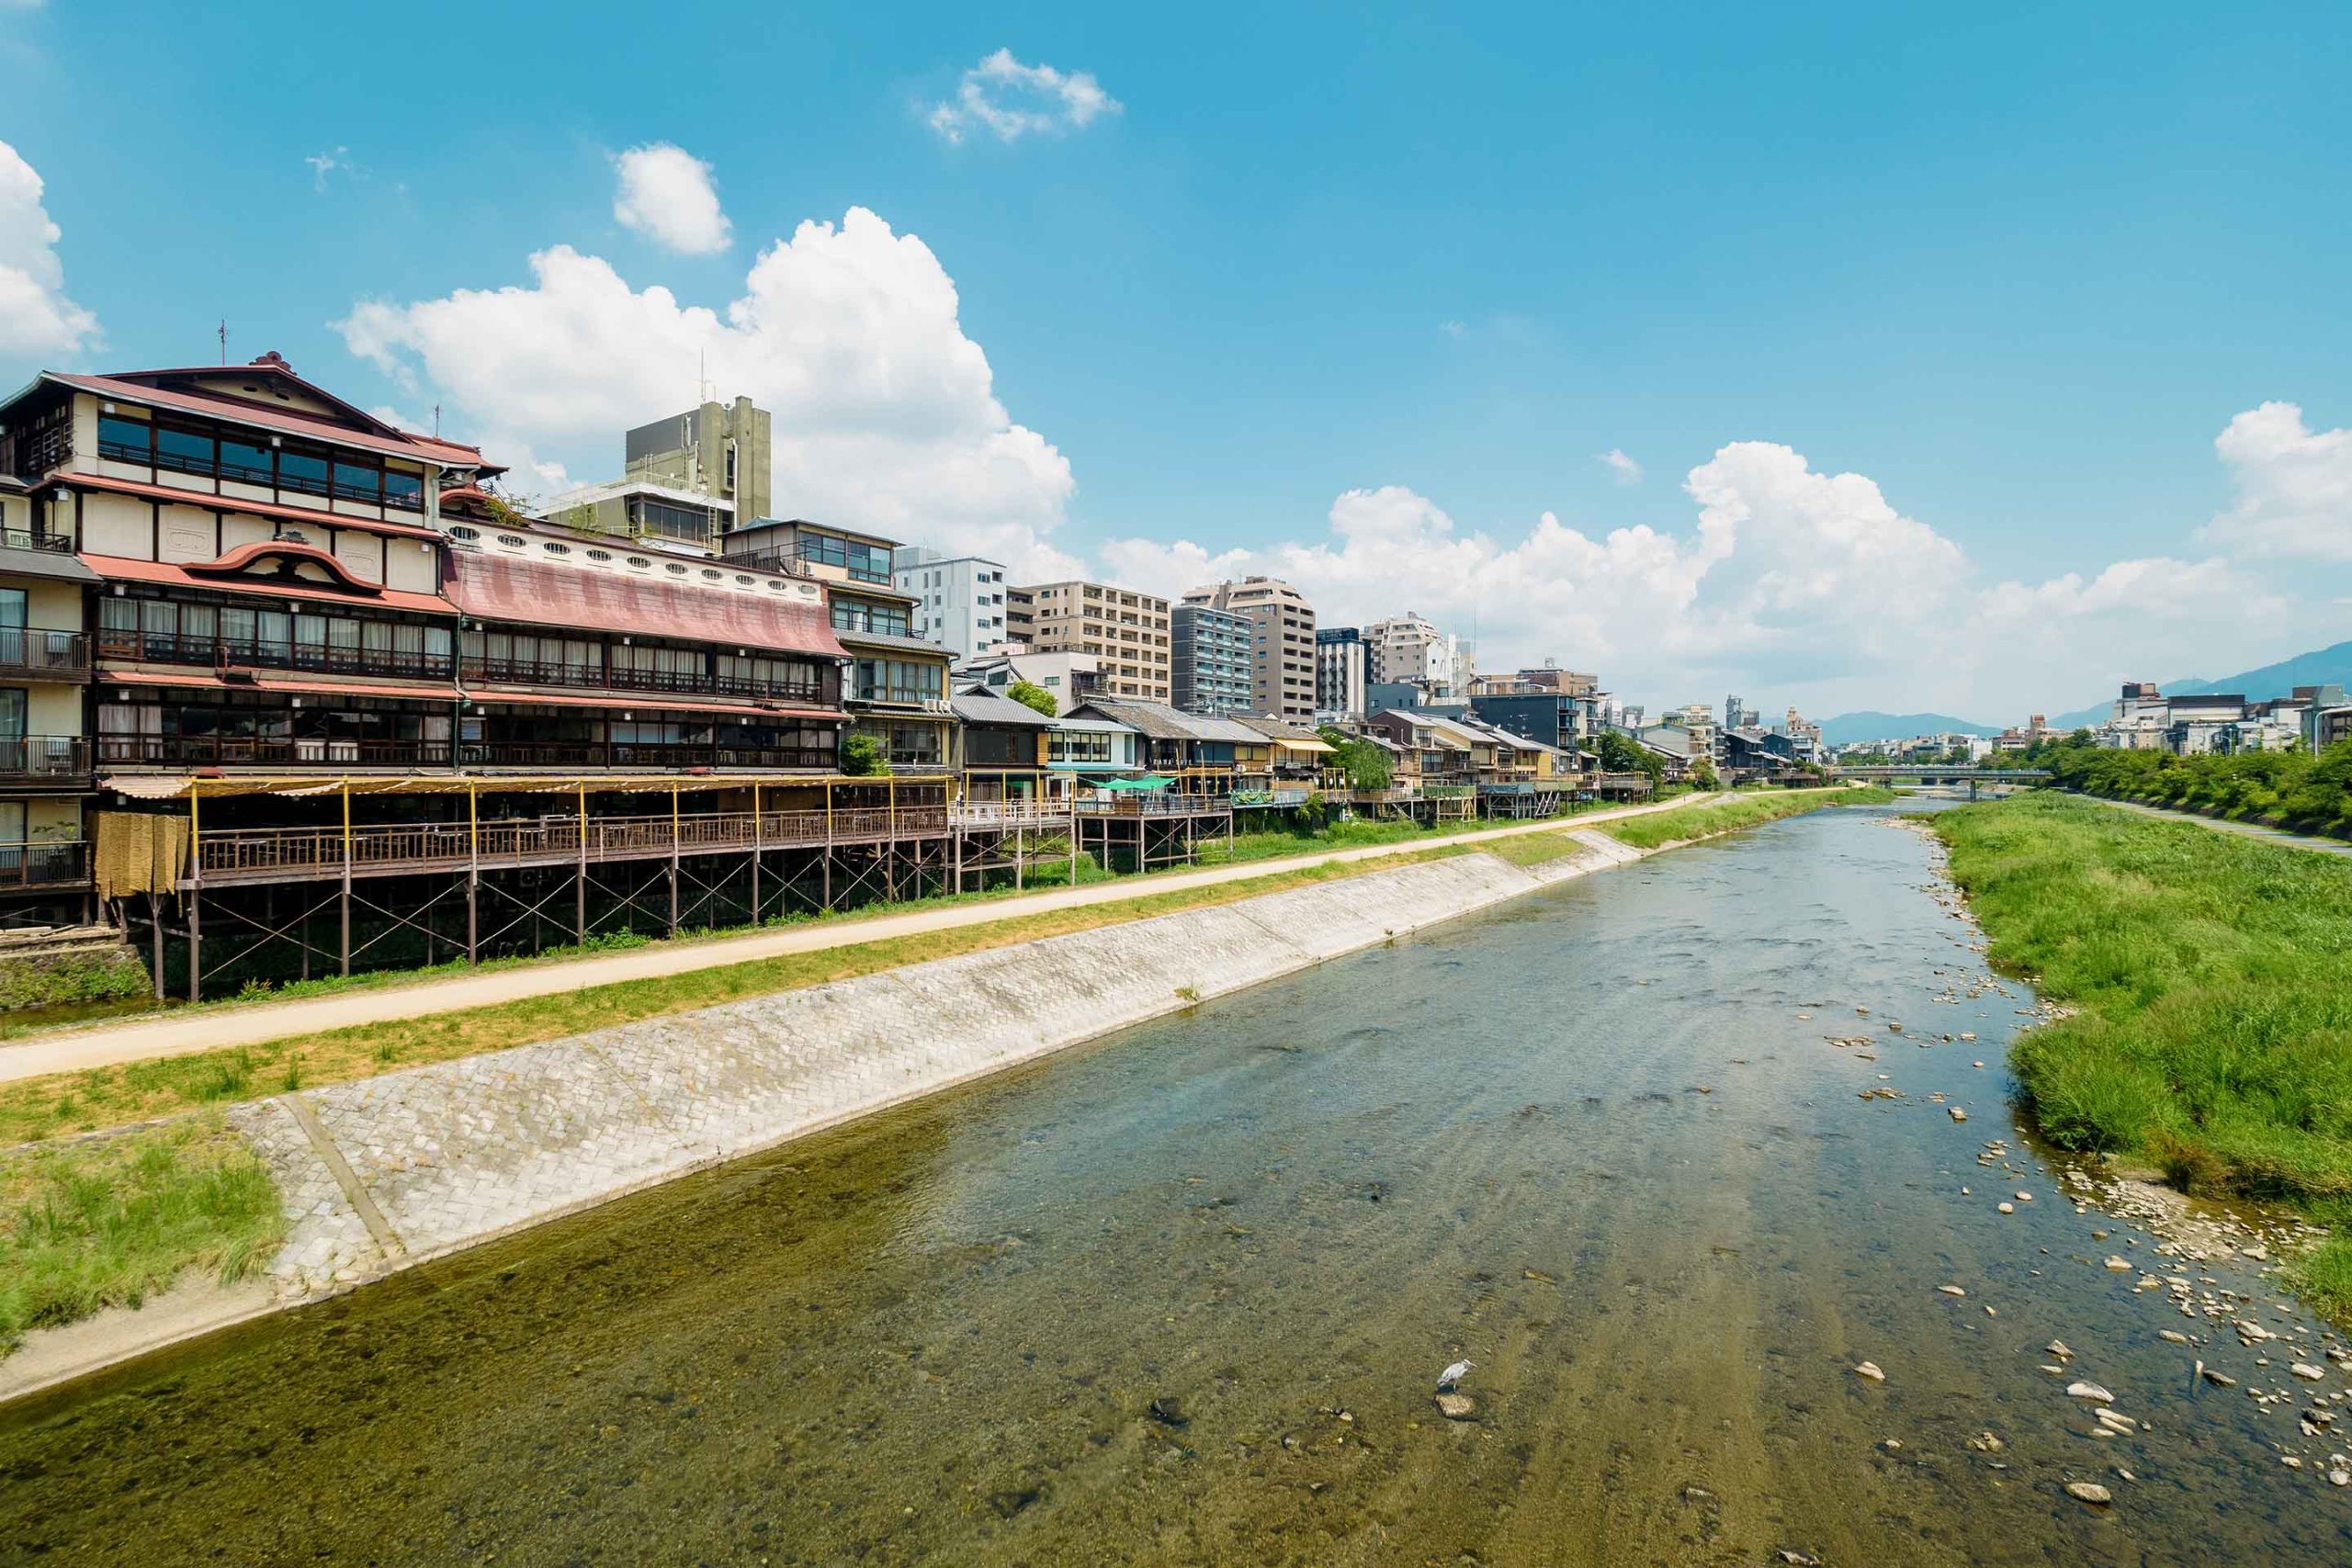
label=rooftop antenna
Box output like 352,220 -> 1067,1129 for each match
433,402 -> 441,436
217,320 -> 227,365
697,349 -> 715,404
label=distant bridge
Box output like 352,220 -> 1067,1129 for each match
1829,764 -> 2051,800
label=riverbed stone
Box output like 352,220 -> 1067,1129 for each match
1434,1393 -> 1476,1420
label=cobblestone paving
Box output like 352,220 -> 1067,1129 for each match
239,845 -> 1634,1297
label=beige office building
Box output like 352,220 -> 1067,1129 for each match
1182,576 -> 1317,721
1006,581 -> 1170,701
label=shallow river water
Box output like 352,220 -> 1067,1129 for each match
4,804 -> 2349,1565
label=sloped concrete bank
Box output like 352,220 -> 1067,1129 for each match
8,826 -> 1663,1401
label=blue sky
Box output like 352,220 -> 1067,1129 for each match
4,0 -> 2348,719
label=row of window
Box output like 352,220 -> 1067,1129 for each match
101,595 -> 454,669
791,533 -> 894,584
830,599 -> 912,638
852,658 -> 944,705
96,414 -> 425,510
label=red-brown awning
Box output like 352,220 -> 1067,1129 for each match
462,687 -> 842,721
96,669 -> 460,701
446,551 -> 848,660
81,553 -> 458,616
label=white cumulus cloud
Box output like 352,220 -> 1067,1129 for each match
1101,439 -> 2291,717
928,50 -> 1120,144
2202,400 -> 2352,562
0,139 -> 97,360
611,143 -> 732,255
1598,448 -> 1642,485
338,207 -> 1082,578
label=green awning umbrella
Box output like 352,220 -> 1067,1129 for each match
1094,774 -> 1176,792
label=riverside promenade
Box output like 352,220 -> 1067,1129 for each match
0,794 -> 1723,1086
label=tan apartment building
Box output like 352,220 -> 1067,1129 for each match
1006,581 -> 1170,702
1182,576 -> 1317,721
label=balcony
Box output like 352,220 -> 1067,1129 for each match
0,840 -> 87,889
1,529 -> 75,556
0,628 -> 89,681
96,735 -> 842,773
97,629 -> 457,683
0,737 -> 89,780
460,655 -> 831,706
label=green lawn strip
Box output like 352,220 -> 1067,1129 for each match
0,1111 -> 284,1353
1600,785 -> 1895,850
1936,793 -> 2352,1321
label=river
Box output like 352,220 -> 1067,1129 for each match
3,803 -> 2346,1564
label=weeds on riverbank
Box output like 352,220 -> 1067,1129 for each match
0,1113 -> 283,1351
1600,785 -> 1896,850
1938,793 -> 2352,1317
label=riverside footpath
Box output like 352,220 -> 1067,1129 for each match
0,793 -> 1724,1087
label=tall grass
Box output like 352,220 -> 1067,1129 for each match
0,1113 -> 284,1351
1938,794 -> 2352,1319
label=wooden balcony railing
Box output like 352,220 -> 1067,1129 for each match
0,737 -> 90,777
1071,792 -> 1230,818
0,840 -> 86,888
191,804 -> 953,880
0,628 -> 89,679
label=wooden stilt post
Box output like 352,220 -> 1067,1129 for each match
339,779 -> 353,977
575,781 -> 588,944
668,782 -> 680,937
750,782 -> 762,926
187,784 -> 203,1001
466,781 -> 479,964
823,778 -> 834,909
150,893 -> 164,1000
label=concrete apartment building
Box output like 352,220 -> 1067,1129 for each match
1171,604 -> 1252,716
1183,576 -> 1317,722
1006,581 -> 1170,702
1315,626 -> 1368,719
1364,612 -> 1462,697
542,397 -> 772,551
892,547 -> 1011,660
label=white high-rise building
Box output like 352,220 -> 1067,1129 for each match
1364,612 -> 1461,696
892,547 -> 1012,660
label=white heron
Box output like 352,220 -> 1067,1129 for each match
1436,1359 -> 1475,1392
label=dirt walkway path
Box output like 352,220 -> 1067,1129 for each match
2074,791 -> 2352,858
0,793 -> 1729,1085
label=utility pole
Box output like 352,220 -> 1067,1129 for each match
218,320 -> 228,364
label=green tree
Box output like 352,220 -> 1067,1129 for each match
1005,679 -> 1058,717
840,732 -> 890,776
1690,757 -> 1721,789
1597,728 -> 1664,788
1318,726 -> 1394,790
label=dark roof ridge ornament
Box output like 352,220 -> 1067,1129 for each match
251,350 -> 293,372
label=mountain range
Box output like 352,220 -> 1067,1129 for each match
1819,637 -> 2352,743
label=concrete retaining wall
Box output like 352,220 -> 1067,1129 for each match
235,834 -> 1643,1299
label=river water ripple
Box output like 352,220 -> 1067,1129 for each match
2,804 -> 2346,1565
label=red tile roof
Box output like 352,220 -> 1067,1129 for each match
446,552 -> 848,662
47,369 -> 488,468
80,552 -> 458,616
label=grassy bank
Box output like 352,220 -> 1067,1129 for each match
1600,784 -> 1896,849
1936,793 -> 2352,1318
0,1113 -> 282,1352
2022,736 -> 2352,840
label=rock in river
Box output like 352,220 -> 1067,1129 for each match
2065,1482 -> 2113,1505
1434,1393 -> 1476,1420
2066,1382 -> 2115,1404
1854,1361 -> 1886,1382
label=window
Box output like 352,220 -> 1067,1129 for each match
332,460 -> 380,502
830,599 -> 911,637
853,658 -> 943,705
496,534 -> 526,548
449,525 -> 481,542
220,438 -> 274,485
734,573 -> 754,586
586,548 -> 613,562
626,556 -> 651,569
700,568 -> 723,581
381,469 -> 424,510
97,414 -> 152,462
541,542 -> 571,556
279,446 -> 331,496
665,563 -> 689,577
155,425 -> 215,478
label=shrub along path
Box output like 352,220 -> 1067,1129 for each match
1937,792 -> 2352,1320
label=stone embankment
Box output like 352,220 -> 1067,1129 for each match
241,830 -> 1647,1295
